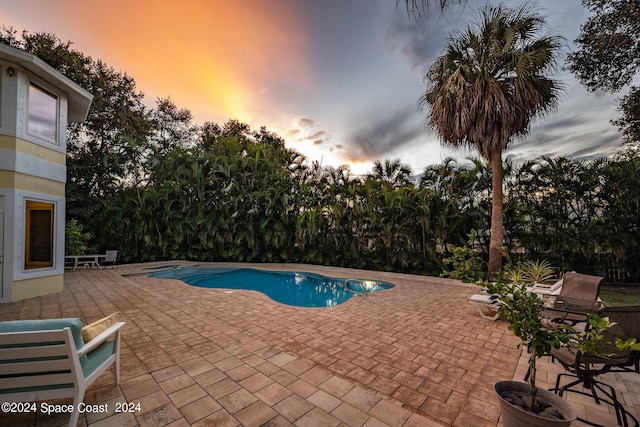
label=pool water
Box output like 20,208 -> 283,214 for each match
148,266 -> 394,307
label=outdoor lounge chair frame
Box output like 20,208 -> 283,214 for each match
102,250 -> 118,268
469,276 -> 564,321
469,293 -> 500,320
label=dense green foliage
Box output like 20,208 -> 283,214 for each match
89,139 -> 640,282
2,28 -> 639,281
64,220 -> 91,255
568,0 -> 640,145
440,232 -> 486,282
569,0 -> 640,93
505,149 -> 640,281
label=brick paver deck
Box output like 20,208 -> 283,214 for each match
0,262 -> 637,426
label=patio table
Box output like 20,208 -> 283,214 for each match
65,254 -> 105,270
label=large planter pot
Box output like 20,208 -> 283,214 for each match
495,381 -> 578,427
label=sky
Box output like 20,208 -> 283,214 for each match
0,0 -> 626,175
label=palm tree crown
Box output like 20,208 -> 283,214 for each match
368,159 -> 414,188
420,4 -> 563,276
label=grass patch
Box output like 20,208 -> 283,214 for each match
599,285 -> 640,307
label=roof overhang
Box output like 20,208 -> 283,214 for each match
0,43 -> 93,122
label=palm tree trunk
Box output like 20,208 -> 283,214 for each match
488,150 -> 504,278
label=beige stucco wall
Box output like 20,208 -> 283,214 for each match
0,170 -> 65,196
12,274 -> 64,301
0,135 -> 66,196
0,134 -> 66,165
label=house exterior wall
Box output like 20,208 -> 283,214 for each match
0,52 -> 89,302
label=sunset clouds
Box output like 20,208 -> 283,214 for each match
0,0 -> 625,174
2,0 -> 312,122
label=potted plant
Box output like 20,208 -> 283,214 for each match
486,262 -> 640,426
484,276 -> 578,426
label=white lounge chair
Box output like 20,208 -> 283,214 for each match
469,277 -> 565,321
469,292 -> 500,321
0,317 -> 124,427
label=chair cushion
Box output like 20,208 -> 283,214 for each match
0,318 -> 88,394
0,318 -> 120,394
469,293 -> 497,305
82,313 -> 120,343
82,341 -> 115,378
0,318 -> 84,351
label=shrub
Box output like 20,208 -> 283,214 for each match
440,232 -> 486,282
503,259 -> 556,285
65,219 -> 91,255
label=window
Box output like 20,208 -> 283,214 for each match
28,83 -> 58,143
25,201 -> 54,269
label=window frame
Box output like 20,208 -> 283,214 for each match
27,82 -> 59,145
24,200 -> 55,270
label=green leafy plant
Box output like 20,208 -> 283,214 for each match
440,231 -> 486,282
616,337 -> 640,352
570,314 -> 615,357
570,314 -> 640,356
485,277 -> 636,416
503,259 -> 555,285
503,264 -> 527,285
484,279 -> 575,413
65,219 -> 91,255
522,260 -> 555,284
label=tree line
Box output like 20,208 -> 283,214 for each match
93,127 -> 640,282
1,23 -> 638,282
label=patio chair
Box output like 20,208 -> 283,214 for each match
550,305 -> 640,427
102,250 -> 118,268
0,315 -> 124,427
541,272 -> 603,324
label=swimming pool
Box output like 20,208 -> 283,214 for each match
148,266 -> 394,307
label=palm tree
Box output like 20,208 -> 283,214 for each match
367,159 -> 414,188
420,4 -> 562,276
400,0 -> 464,18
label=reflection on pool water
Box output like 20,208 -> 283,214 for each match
148,266 -> 394,307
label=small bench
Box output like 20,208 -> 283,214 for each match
0,316 -> 124,427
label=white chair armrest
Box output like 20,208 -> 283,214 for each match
78,322 -> 125,357
529,278 -> 563,292
528,285 -> 552,295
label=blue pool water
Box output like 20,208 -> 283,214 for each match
148,266 -> 394,307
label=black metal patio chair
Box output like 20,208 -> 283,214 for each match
550,305 -> 640,427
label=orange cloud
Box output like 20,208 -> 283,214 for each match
9,0 -> 311,123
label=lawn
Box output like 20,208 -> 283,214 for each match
599,284 -> 640,306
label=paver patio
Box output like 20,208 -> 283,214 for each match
0,262 -> 638,426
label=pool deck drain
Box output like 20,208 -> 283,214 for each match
0,261 -> 637,426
